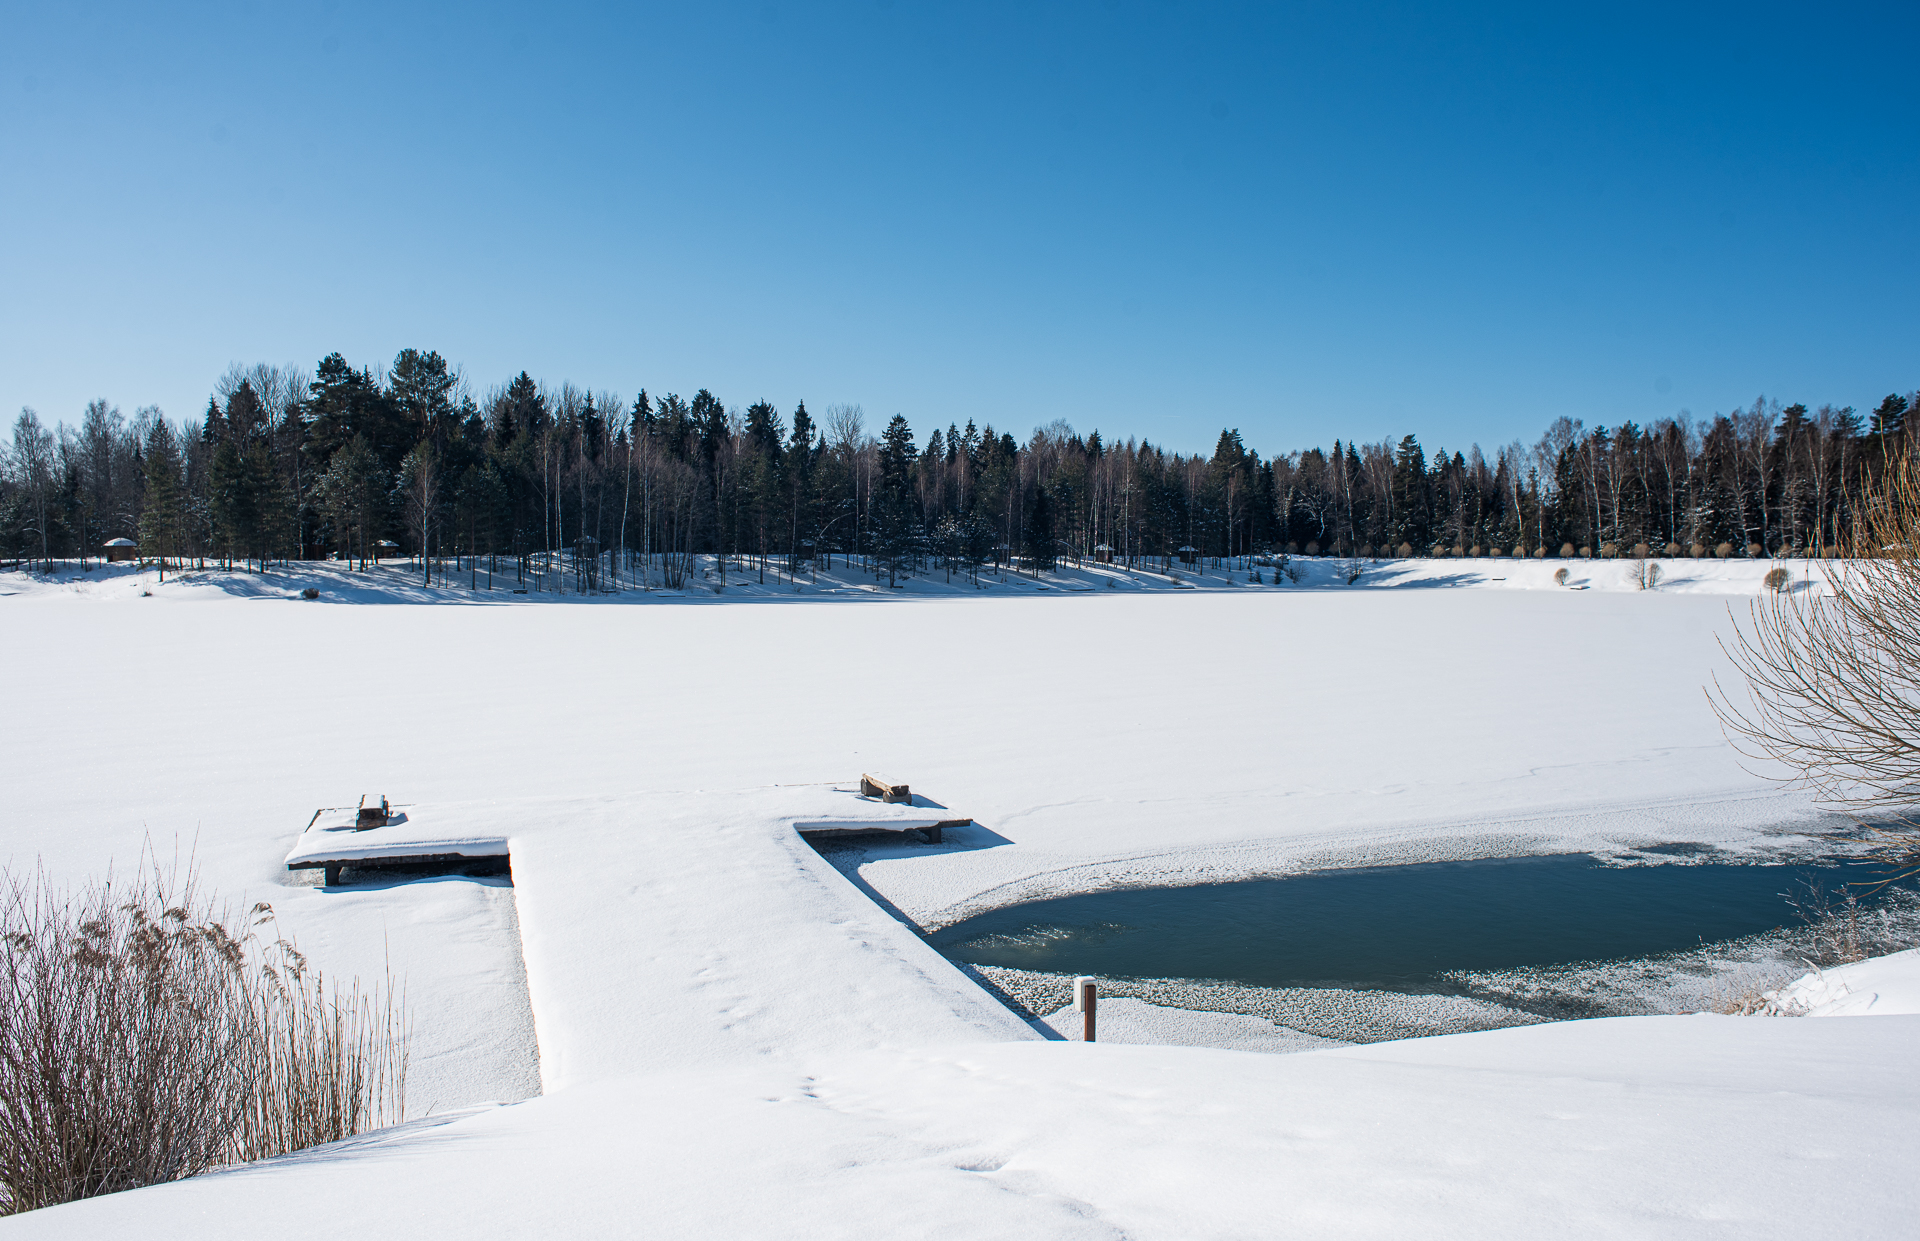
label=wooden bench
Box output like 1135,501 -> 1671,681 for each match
860,774 -> 910,804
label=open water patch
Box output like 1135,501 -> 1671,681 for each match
929,853 -> 1920,1040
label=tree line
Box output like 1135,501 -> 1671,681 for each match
2,348 -> 1914,585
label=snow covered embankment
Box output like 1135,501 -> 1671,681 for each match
1768,945 -> 1920,1016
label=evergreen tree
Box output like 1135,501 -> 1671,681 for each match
389,348 -> 458,448
137,418 -> 187,572
787,400 -> 817,574
1390,435 -> 1429,548
870,414 -> 920,585
1024,481 -> 1056,572
1871,393 -> 1908,439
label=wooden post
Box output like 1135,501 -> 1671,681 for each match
1074,976 -> 1097,1042
324,865 -> 342,887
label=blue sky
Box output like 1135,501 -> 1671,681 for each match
3,1 -> 1915,456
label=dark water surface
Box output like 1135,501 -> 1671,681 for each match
929,854 -> 1905,990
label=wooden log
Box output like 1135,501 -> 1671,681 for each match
860,774 -> 910,804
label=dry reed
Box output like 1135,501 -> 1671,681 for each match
0,860 -> 406,1213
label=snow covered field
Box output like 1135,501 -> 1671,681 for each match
3,556 -> 1915,1238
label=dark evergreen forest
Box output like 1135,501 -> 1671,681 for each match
3,349 -> 1913,586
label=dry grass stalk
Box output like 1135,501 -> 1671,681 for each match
1712,452 -> 1920,882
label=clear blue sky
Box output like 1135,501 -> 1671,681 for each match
4,1 -> 1916,456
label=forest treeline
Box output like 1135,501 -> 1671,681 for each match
2,348 -> 1915,585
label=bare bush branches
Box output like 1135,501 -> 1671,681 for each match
0,863 -> 406,1214
1712,452 -> 1920,879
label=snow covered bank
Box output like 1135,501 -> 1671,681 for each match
1769,945 -> 1920,1016
13,1015 -> 1918,1240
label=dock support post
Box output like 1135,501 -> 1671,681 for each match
1075,976 -> 1097,1042
324,865 -> 342,887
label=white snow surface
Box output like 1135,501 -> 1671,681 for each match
1772,945 -> 1920,1016
1038,996 -> 1343,1052
3,557 -> 1913,1238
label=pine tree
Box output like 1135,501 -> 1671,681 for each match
1871,394 -> 1908,439
390,348 -> 458,448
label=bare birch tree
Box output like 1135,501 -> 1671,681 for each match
1711,451 -> 1920,879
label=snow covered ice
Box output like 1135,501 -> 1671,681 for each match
3,558 -> 1916,1239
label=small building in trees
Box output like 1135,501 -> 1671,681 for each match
1177,545 -> 1198,565
1093,544 -> 1113,563
103,538 -> 137,563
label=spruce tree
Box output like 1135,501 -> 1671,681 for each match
137,419 -> 187,576
870,415 -> 920,586
1024,481 -> 1055,572
788,401 -> 817,576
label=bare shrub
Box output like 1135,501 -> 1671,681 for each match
0,863 -> 407,1214
1763,566 -> 1790,593
1708,967 -> 1804,1015
1553,567 -> 1569,586
1559,542 -> 1575,557
1712,452 -> 1920,880
1781,882 -> 1920,968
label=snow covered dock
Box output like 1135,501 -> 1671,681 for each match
284,800 -> 512,884
284,784 -> 967,886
